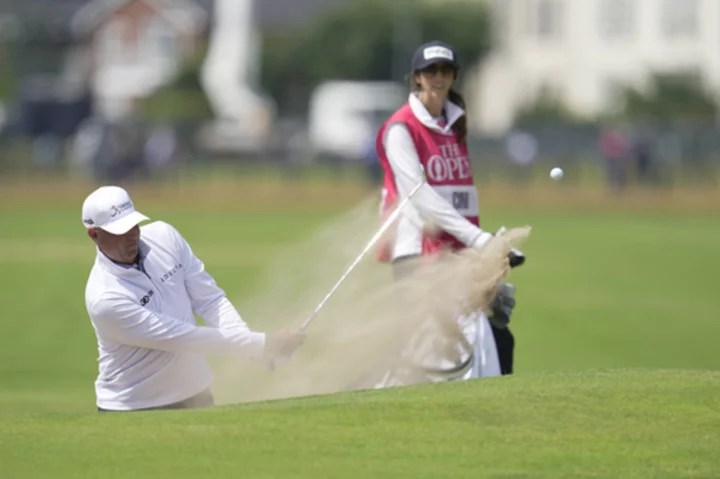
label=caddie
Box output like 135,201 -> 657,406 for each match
374,40 -> 525,384
82,185 -> 305,412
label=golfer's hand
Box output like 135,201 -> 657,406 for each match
265,330 -> 306,358
471,232 -> 494,251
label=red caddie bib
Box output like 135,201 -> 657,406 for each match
375,103 -> 480,262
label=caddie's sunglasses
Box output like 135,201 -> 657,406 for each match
420,62 -> 456,77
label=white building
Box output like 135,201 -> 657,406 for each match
71,0 -> 209,120
470,0 -> 720,134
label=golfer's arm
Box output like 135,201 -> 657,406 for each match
385,124 -> 492,247
164,222 -> 253,331
89,295 -> 266,357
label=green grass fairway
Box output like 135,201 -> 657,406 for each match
3,370 -> 719,479
1,175 -> 719,477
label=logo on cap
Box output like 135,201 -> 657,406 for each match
110,200 -> 133,218
423,46 -> 454,61
83,218 -> 94,226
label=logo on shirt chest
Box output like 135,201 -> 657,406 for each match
160,262 -> 183,283
140,289 -> 154,306
425,142 -> 471,182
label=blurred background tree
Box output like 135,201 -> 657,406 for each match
260,0 -> 493,116
0,67 -> 14,101
610,73 -> 719,125
513,88 -> 591,129
140,42 -> 215,125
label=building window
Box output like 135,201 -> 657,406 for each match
661,0 -> 698,38
143,18 -> 176,61
538,0 -> 563,38
525,0 -> 563,39
491,0 -> 511,47
100,20 -> 125,63
598,0 -> 634,39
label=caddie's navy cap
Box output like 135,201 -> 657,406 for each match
411,40 -> 460,72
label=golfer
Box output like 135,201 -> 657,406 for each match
82,185 -> 305,411
375,40 -> 522,383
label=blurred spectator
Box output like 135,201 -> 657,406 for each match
362,126 -> 383,186
107,120 -> 146,181
0,102 -> 6,133
505,129 -> 538,183
598,127 -> 630,190
631,131 -> 655,185
70,117 -> 107,180
144,126 -> 178,175
32,134 -> 62,167
285,129 -> 310,169
69,117 -> 148,182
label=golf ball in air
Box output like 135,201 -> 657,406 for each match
550,167 -> 564,180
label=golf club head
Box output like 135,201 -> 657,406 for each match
508,248 -> 525,268
495,226 -> 526,269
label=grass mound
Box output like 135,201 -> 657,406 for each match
3,369 -> 718,478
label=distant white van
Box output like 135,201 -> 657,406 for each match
307,80 -> 407,162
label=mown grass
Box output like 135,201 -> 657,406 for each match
0,173 -> 718,478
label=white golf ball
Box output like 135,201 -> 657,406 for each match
550,167 -> 564,180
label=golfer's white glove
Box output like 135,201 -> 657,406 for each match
265,330 -> 306,371
470,232 -> 494,250
265,330 -> 306,358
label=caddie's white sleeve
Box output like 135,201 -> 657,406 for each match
384,124 -> 492,248
168,223 -> 265,339
89,294 -> 266,358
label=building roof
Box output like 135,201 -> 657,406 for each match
71,0 -> 208,36
0,0 -> 357,37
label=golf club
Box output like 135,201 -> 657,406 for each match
268,176 -> 426,370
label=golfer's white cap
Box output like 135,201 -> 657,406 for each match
81,186 -> 150,235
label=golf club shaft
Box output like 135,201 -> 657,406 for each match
299,179 -> 425,332
268,178 -> 425,370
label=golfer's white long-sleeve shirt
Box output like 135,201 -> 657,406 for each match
85,221 -> 265,411
384,94 -> 492,260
